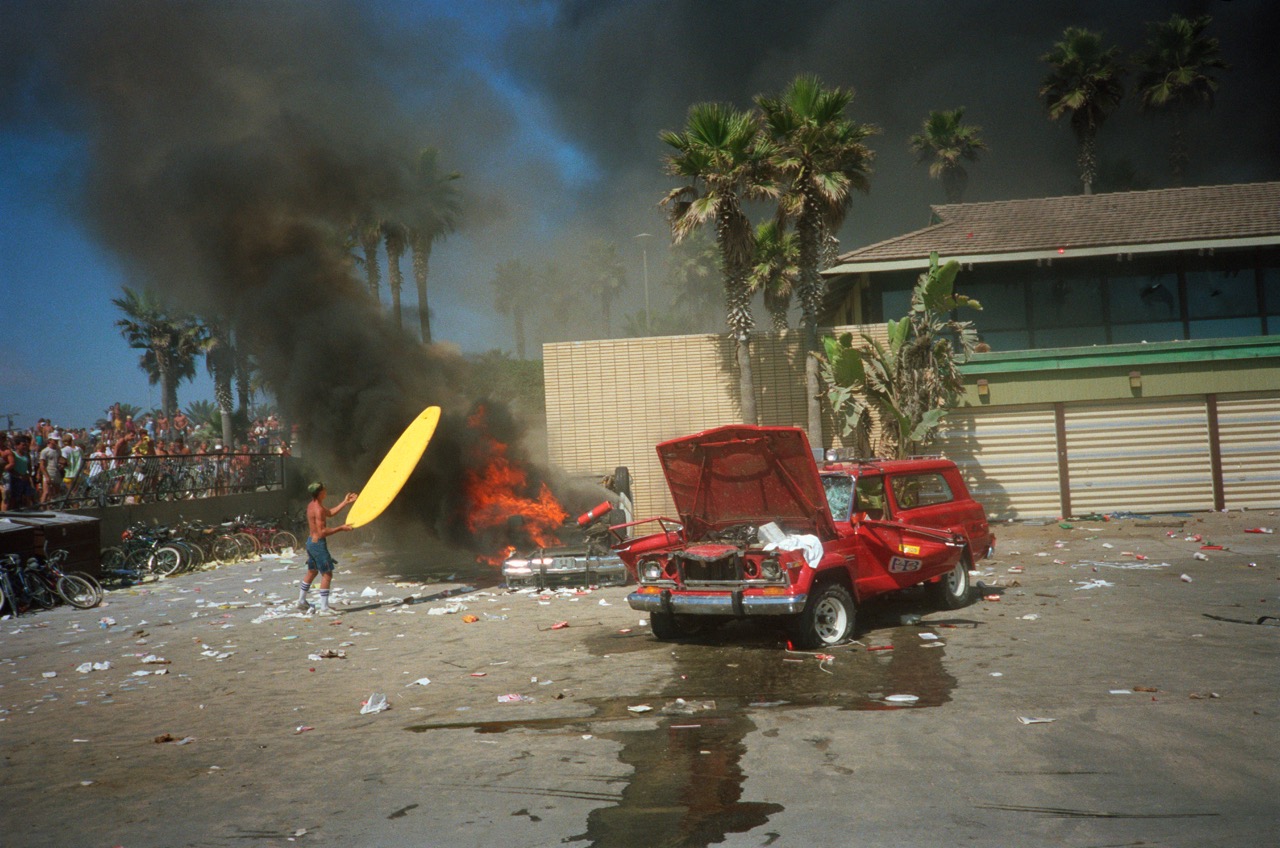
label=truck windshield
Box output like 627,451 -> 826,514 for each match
822,474 -> 853,521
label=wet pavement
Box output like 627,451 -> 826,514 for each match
0,514 -> 1276,846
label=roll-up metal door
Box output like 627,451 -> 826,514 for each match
1064,398 -> 1213,514
935,406 -> 1061,519
1217,393 -> 1280,510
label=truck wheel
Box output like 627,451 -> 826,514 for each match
789,583 -> 855,648
649,611 -> 704,641
611,466 -> 632,502
929,552 -> 974,610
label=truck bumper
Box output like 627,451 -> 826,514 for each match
627,588 -> 807,616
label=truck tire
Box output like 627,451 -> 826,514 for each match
928,552 -> 974,610
788,582 -> 856,648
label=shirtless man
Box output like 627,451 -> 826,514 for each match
296,482 -> 358,615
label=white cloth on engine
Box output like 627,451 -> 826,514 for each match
764,534 -> 823,569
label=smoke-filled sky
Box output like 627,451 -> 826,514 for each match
1,0 -> 1277,430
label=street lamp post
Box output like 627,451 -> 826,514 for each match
635,232 -> 652,333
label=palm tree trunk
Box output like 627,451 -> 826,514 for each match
514,311 -> 527,360
411,234 -> 433,344
156,348 -> 176,420
796,206 -> 824,448
215,376 -> 235,449
725,277 -> 758,425
1078,130 -> 1097,195
1169,109 -> 1188,186
361,233 -> 381,301
387,248 -> 405,329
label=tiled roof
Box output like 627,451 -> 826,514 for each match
832,182 -> 1280,266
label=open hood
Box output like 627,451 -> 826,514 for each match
656,425 -> 836,540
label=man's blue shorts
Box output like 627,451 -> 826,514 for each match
305,538 -> 337,574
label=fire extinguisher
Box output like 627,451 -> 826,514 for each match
577,501 -> 612,527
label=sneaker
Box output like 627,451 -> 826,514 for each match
295,600 -> 312,613
316,606 -> 340,617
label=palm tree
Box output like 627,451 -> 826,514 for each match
383,221 -> 409,330
748,221 -> 798,332
491,259 -> 535,360
113,287 -> 207,420
353,208 -> 383,302
1040,27 -> 1127,195
1135,14 -> 1227,185
661,102 -> 776,425
757,74 -> 877,445
908,108 -> 987,203
664,229 -> 722,332
581,239 -> 627,338
408,148 -> 462,345
202,319 -> 236,448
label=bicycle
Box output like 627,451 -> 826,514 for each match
27,547 -> 104,609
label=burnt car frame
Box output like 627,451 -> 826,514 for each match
614,425 -> 994,648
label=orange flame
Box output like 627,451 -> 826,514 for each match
463,406 -> 567,565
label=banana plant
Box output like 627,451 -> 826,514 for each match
816,252 -> 981,458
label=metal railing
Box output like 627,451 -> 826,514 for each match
46,452 -> 286,510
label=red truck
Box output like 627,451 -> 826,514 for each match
615,425 -> 994,648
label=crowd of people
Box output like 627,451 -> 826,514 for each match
1,406 -> 292,512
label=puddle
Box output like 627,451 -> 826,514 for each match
407,613 -> 956,846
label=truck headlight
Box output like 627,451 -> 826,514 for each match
640,559 -> 664,582
761,556 -> 782,581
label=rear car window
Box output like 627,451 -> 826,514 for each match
890,473 -> 954,509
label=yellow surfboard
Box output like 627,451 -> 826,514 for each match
346,406 -> 441,528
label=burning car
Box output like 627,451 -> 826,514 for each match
500,468 -> 634,589
615,425 -> 994,648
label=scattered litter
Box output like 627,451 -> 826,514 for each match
1134,686 -> 1159,693
1072,560 -> 1170,571
294,726 -> 314,734
867,645 -> 893,652
627,704 -> 653,713
497,693 -> 532,704
1018,614 -> 1041,621
1109,689 -> 1133,695
1181,573 -> 1194,583
1244,527 -> 1274,534
1188,692 -> 1221,700
1100,543 -> 1114,549
308,649 -> 346,661
1200,545 -> 1225,551
426,603 -> 466,616
360,587 -> 380,597
1017,716 -> 1056,725
982,594 -> 1001,602
406,677 -> 431,687
990,672 -> 1003,677
469,672 -> 487,678
550,621 -> 570,630
461,614 -> 479,623
919,632 -> 940,640
75,661 -> 111,674
98,617 -> 116,628
1058,522 -> 1073,530
42,671 -> 57,679
884,694 -> 919,704
360,692 -> 390,714
140,655 -> 170,664
1007,566 -> 1024,574
1073,579 -> 1114,591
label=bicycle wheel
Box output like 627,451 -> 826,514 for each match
101,547 -> 127,571
211,536 -> 240,563
148,546 -> 184,577
57,574 -> 102,609
22,571 -> 58,609
177,540 -> 205,568
234,533 -> 260,558
270,531 -> 299,553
